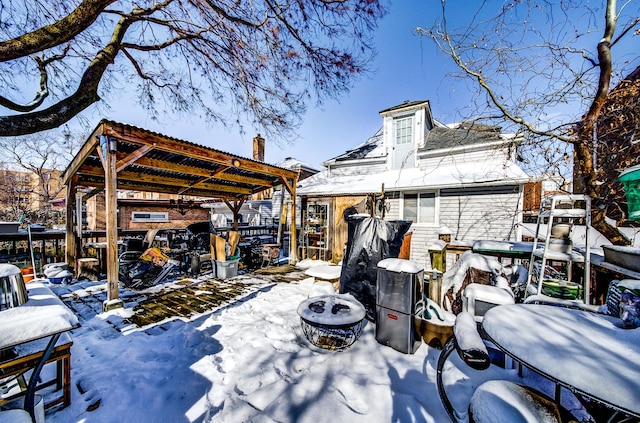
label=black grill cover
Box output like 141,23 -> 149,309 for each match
339,216 -> 411,321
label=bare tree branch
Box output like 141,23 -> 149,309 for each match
421,0 -> 639,244
0,0 -> 383,139
0,0 -> 116,62
0,45 -> 71,112
0,14 -> 134,136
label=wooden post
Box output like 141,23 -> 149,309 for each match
102,136 -> 122,311
75,191 -> 83,240
223,198 -> 245,231
290,190 -> 297,263
276,188 -> 286,245
64,179 -> 77,270
380,183 -> 386,220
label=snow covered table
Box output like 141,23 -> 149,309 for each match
304,264 -> 342,290
482,304 -> 640,419
0,282 -> 78,420
304,264 -> 341,282
472,240 -> 533,260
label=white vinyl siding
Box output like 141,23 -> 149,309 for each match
386,186 -> 521,269
438,186 -> 521,241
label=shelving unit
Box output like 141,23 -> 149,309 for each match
304,203 -> 329,261
525,194 -> 592,303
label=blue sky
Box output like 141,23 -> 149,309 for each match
84,0 -> 637,171
99,1 -> 468,170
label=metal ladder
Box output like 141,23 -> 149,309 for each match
525,194 -> 592,303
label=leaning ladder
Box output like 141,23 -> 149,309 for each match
525,194 -> 592,304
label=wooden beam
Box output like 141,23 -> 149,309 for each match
64,177 -> 77,270
101,122 -> 297,180
116,156 -> 274,187
280,176 -> 295,197
223,198 -> 246,230
177,176 -> 211,195
289,196 -> 297,263
83,187 -> 104,201
95,140 -> 106,170
73,177 -> 245,201
288,172 -> 299,263
62,124 -> 103,185
116,144 -> 153,173
176,166 -> 232,195
103,142 -> 121,309
76,165 -> 254,195
75,191 -> 84,240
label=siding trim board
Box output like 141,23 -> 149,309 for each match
440,185 -> 519,197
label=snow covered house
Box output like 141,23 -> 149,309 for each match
296,100 -> 531,267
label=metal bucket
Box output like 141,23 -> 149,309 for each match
0,263 -> 28,310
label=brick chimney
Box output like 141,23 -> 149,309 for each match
253,134 -> 265,162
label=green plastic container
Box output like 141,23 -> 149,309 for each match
619,164 -> 640,220
541,279 -> 582,300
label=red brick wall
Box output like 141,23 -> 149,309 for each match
523,181 -> 542,213
118,204 -> 210,230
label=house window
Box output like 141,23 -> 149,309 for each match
395,116 -> 413,145
403,193 -> 435,224
131,211 -> 169,222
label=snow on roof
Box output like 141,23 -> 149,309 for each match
297,160 -> 530,196
327,127 -> 385,163
420,123 -> 517,153
276,157 -> 320,173
326,121 -> 519,166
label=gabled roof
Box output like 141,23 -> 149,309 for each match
276,157 -> 319,174
62,120 -> 299,200
300,101 -> 529,196
297,160 -> 530,196
329,127 -> 385,163
325,121 -> 516,164
379,100 -> 430,115
420,123 -> 512,153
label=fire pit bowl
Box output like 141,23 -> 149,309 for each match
297,294 -> 366,351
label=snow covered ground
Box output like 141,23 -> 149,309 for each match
32,267 -> 588,423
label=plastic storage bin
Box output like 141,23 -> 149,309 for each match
213,258 -> 239,279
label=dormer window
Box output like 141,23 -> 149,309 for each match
395,116 -> 413,146
391,115 -> 415,170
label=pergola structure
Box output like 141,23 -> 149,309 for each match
62,119 -> 299,310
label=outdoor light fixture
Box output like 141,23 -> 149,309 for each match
108,137 -> 117,153
170,198 -> 195,216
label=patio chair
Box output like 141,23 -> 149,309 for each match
436,312 -> 577,423
119,229 -> 160,265
260,245 -> 280,268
